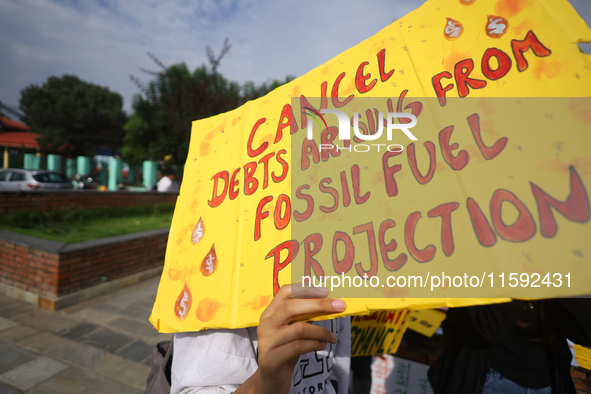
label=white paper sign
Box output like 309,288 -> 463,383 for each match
370,355 -> 433,394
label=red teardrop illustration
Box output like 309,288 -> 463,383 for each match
485,15 -> 509,38
200,244 -> 218,277
444,18 -> 464,40
191,217 -> 205,245
174,283 -> 192,321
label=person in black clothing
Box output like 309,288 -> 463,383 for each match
350,355 -> 373,394
428,298 -> 591,394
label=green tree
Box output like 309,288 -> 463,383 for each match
19,75 -> 127,156
123,40 -> 293,171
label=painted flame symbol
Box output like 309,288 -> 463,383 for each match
444,18 -> 464,40
174,283 -> 192,321
485,15 -> 509,38
200,244 -> 218,277
191,217 -> 205,245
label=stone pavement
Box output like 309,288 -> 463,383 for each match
0,275 -> 170,393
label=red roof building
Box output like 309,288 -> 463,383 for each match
0,131 -> 40,149
0,116 -> 40,168
0,117 -> 31,132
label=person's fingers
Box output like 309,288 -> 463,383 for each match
260,284 -> 329,320
290,283 -> 330,299
260,284 -> 292,320
266,298 -> 346,327
259,339 -> 329,370
260,321 -> 336,351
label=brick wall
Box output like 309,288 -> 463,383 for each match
0,242 -> 59,297
0,229 -> 168,306
0,191 -> 177,215
57,233 -> 168,295
572,367 -> 591,394
395,329 -> 591,392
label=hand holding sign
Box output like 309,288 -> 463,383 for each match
234,285 -> 346,394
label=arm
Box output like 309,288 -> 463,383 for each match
237,284 -> 346,394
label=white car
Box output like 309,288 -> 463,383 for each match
0,168 -> 74,191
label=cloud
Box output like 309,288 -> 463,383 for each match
0,0 -> 589,116
0,0 -> 425,114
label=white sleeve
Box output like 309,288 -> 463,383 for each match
171,327 -> 259,394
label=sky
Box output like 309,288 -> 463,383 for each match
1,0 -> 590,116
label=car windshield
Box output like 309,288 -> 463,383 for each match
33,172 -> 69,183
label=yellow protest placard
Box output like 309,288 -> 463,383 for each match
575,344 -> 591,371
407,309 -> 447,338
150,0 -> 591,333
351,310 -> 410,357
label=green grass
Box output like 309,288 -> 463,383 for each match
0,204 -> 174,243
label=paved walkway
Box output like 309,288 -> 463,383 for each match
0,276 -> 170,393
